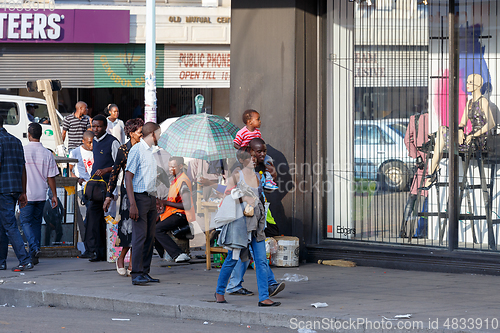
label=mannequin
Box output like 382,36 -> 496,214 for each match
421,74 -> 495,189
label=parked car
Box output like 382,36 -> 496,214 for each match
0,94 -> 65,152
354,119 -> 413,191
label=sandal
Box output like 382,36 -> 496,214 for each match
116,260 -> 126,276
214,293 -> 227,303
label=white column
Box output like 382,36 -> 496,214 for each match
144,0 -> 157,123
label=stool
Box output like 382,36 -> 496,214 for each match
167,231 -> 190,255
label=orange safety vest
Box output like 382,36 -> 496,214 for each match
160,172 -> 195,222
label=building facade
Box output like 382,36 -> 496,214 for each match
231,0 -> 500,273
0,0 -> 231,121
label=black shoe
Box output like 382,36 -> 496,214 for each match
11,262 -> 34,272
418,182 -> 436,191
78,251 -> 93,259
143,274 -> 159,283
0,264 -> 6,270
89,255 -> 105,262
229,288 -> 254,296
419,169 -> 439,191
268,282 -> 285,297
258,301 -> 281,307
132,275 -> 149,285
214,293 -> 227,303
34,250 -> 41,258
31,256 -> 39,266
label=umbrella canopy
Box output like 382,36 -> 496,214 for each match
158,113 -> 240,161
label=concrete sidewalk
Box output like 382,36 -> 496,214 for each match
1,253 -> 499,332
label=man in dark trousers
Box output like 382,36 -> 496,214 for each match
0,117 -> 33,272
125,122 -> 161,285
86,114 -> 120,262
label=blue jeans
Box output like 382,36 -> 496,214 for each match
216,236 -> 270,302
19,201 -> 45,257
0,193 -> 30,266
414,197 -> 428,238
226,248 -> 278,293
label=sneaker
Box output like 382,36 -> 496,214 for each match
264,174 -> 279,190
175,253 -> 191,263
11,263 -> 34,272
229,287 -> 254,296
268,282 -> 285,297
161,251 -> 173,262
78,251 -> 93,259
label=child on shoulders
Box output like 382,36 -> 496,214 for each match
233,109 -> 278,190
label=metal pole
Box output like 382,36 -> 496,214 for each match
448,0 -> 459,250
144,0 -> 157,123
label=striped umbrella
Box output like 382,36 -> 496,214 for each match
158,113 -> 240,161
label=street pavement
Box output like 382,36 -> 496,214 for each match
1,251 -> 499,332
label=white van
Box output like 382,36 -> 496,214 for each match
0,94 -> 65,152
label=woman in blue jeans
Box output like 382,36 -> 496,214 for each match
215,148 -> 281,307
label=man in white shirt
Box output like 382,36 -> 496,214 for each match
69,130 -> 94,258
125,122 -> 160,285
19,123 -> 59,265
86,115 -> 120,262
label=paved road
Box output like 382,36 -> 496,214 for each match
0,306 -> 294,333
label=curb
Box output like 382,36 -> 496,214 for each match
0,286 -> 473,332
0,286 -> 326,329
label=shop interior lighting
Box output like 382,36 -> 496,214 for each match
351,0 -> 373,5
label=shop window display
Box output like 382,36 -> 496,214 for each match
328,0 -> 500,251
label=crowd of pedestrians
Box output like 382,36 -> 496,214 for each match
0,102 -> 286,307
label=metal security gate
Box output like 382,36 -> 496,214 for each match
0,44 -> 94,89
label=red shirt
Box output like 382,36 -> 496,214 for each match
234,126 -> 262,147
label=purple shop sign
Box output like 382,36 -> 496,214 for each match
0,9 -> 129,43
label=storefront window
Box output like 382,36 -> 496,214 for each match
327,0 -> 500,252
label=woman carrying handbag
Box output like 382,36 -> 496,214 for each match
214,147 -> 281,307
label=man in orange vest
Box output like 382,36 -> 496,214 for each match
156,156 -> 195,263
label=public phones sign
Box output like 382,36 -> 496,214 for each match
0,9 -> 129,43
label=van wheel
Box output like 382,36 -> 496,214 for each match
379,161 -> 408,192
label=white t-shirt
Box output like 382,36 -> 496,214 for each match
69,146 -> 94,190
107,118 -> 125,145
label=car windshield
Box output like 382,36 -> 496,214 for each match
26,103 -> 62,125
388,122 -> 407,138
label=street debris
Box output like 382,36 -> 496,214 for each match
382,314 -> 412,321
395,314 -> 412,319
311,302 -> 328,308
0,280 -> 4,285
297,329 -> 317,333
111,318 -> 130,321
1,304 -> 7,307
317,259 -> 356,267
23,281 -> 36,284
203,321 -> 209,325
280,273 -> 308,282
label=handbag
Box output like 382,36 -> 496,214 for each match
243,203 -> 254,217
84,174 -> 108,202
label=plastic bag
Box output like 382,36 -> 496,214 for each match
280,273 -> 308,282
265,237 -> 278,266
